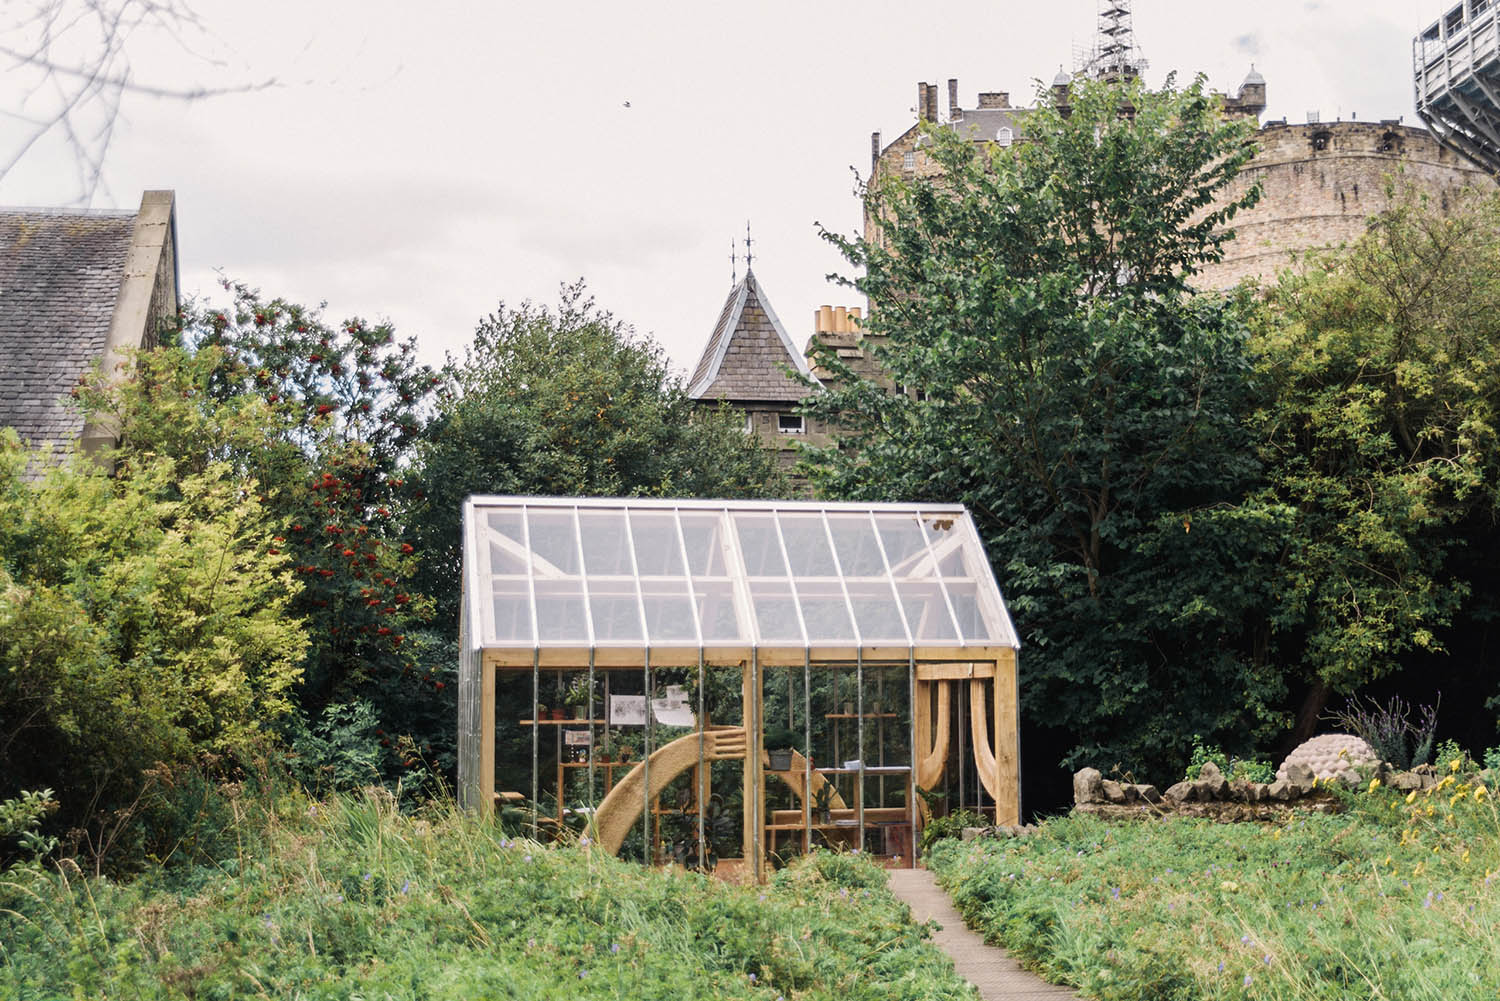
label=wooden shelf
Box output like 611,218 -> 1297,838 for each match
519,718 -> 607,726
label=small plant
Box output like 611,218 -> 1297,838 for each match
1433,738 -> 1475,774
1485,745 -> 1500,782
0,788 -> 59,866
919,808 -> 988,854
1324,694 -> 1439,770
813,782 -> 836,824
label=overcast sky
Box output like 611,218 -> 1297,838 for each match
0,0 -> 1466,378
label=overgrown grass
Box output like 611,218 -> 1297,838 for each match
0,786 -> 976,1000
928,773 -> 1500,1000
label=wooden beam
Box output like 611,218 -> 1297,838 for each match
915,661 -> 996,681
480,663 -> 496,816
995,650 -> 1020,826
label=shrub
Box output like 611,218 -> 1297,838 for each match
1324,694 -> 1439,769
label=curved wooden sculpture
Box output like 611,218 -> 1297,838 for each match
592,728 -> 847,857
968,677 -> 1001,803
914,680 -> 951,791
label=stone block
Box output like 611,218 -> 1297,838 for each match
1268,778 -> 1293,801
1164,781 -> 1195,804
1073,767 -> 1104,805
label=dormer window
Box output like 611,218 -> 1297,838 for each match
996,127 -> 1014,147
1311,131 -> 1332,152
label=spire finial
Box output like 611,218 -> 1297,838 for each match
730,238 -> 737,286
744,220 -> 754,273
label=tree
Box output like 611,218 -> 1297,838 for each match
79,283 -> 449,793
1248,182 -> 1500,739
0,0 -> 275,203
803,76 -> 1283,779
410,282 -> 789,629
0,429 -> 307,858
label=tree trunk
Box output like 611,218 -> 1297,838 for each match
1288,680 -> 1333,750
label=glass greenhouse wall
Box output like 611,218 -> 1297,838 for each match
457,497 -> 1021,881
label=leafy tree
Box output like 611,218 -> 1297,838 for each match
1248,183 -> 1500,737
410,282 -> 788,628
803,76 -> 1284,778
79,283 -> 446,791
0,430 -> 307,855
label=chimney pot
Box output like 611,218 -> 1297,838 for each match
833,306 -> 848,332
819,305 -> 834,332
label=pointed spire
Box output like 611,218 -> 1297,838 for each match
744,220 -> 754,273
730,238 -> 738,287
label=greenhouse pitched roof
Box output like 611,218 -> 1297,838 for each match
461,497 -> 1018,667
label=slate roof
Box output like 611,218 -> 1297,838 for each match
0,207 -> 136,456
688,269 -> 816,404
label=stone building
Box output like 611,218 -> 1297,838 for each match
0,190 -> 179,465
687,267 -> 831,468
858,72 -> 1487,296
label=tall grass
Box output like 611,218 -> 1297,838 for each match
928,772 -> 1500,1000
1,783 -> 976,1000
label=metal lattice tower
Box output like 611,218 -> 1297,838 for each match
1085,0 -> 1148,82
1415,3 -> 1500,177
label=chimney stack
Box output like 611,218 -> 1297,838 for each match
977,92 -> 1011,109
927,83 -> 939,123
918,82 -> 931,122
948,78 -> 960,120
871,131 -> 882,170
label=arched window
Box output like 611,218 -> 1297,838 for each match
996,127 -> 1014,147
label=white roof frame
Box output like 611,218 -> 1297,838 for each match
461,495 -> 1019,669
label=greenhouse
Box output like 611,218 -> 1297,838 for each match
457,497 -> 1021,882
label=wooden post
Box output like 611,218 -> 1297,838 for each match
995,650 -> 1020,825
480,662 -> 495,815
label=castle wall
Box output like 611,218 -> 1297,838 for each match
1199,121 -> 1490,289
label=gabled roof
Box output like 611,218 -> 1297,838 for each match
461,496 -> 1019,667
688,269 -> 815,403
0,190 -> 178,463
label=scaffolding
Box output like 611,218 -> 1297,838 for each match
1084,0 -> 1148,82
1415,1 -> 1500,175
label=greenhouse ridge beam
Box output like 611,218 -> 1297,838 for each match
1416,1 -> 1500,176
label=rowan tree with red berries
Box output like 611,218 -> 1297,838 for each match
82,279 -> 449,788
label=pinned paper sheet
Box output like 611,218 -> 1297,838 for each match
609,695 -> 647,727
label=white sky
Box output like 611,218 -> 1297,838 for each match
0,0 -> 1465,377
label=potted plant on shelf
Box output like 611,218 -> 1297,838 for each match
763,726 -> 798,772
563,676 -> 595,720
814,782 -> 835,825
613,731 -> 640,764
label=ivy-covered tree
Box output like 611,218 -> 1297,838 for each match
803,76 -> 1284,780
411,282 -> 788,629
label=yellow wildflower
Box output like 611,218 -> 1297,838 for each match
1462,849 -> 1471,864
1406,791 -> 1418,804
1450,790 -> 1467,806
1475,785 -> 1488,802
1368,777 -> 1381,793
1450,758 -> 1463,773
